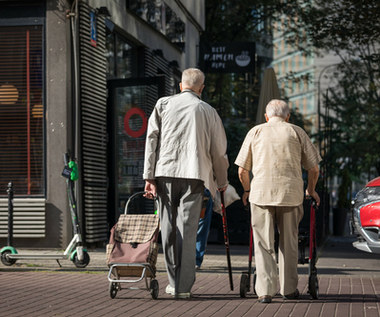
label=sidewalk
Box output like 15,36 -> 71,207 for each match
1,235 -> 380,316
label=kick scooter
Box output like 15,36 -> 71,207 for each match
1,153 -> 90,268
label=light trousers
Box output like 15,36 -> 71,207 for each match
156,177 -> 204,293
251,203 -> 304,297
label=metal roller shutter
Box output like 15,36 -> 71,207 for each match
0,198 -> 45,238
79,2 -> 108,244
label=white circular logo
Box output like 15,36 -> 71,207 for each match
235,51 -> 251,67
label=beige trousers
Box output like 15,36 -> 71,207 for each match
251,204 -> 304,297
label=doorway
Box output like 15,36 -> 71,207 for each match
107,76 -> 165,227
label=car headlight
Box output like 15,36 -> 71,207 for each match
354,186 -> 380,206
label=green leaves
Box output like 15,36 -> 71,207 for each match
283,0 -> 380,179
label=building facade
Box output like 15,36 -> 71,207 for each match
0,0 -> 204,247
271,16 -> 316,124
271,15 -> 340,135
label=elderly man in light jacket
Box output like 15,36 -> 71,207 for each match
143,68 -> 229,299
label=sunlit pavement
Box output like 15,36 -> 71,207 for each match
1,235 -> 380,316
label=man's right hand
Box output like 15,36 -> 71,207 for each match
144,180 -> 157,199
306,165 -> 320,206
306,188 -> 320,206
241,191 -> 249,206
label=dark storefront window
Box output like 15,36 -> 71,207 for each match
108,77 -> 165,222
106,32 -> 135,79
115,85 -> 151,202
0,25 -> 44,196
127,0 -> 185,49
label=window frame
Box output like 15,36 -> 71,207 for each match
0,16 -> 46,198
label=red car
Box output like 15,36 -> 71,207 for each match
351,176 -> 380,254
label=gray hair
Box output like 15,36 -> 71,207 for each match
181,68 -> 205,89
265,99 -> 290,119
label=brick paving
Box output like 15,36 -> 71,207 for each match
1,236 -> 380,316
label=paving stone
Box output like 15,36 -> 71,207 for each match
1,236 -> 380,316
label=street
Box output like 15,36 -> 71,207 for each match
1,235 -> 380,317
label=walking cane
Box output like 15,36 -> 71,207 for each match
221,191 -> 234,291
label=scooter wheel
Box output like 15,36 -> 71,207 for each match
150,279 -> 159,299
109,282 -> 119,299
73,250 -> 90,268
308,273 -> 319,299
1,250 -> 17,266
239,273 -> 249,298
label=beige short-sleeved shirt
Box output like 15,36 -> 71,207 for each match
234,117 -> 321,206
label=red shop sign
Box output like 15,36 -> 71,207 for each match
124,107 -> 147,138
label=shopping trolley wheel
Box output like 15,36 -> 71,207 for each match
239,273 -> 249,298
252,270 -> 257,295
1,250 -> 17,266
109,282 -> 119,299
150,279 -> 159,299
308,273 -> 319,299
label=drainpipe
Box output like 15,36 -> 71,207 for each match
67,0 -> 84,242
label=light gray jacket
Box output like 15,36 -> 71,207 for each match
143,90 -> 229,195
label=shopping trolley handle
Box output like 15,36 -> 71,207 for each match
124,191 -> 159,215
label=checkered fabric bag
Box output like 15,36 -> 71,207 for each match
106,214 -> 160,274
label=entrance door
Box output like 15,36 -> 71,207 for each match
107,76 -> 165,227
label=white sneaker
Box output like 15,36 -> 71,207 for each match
165,284 -> 175,295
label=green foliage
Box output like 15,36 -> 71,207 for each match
295,1 -> 380,50
289,108 -> 313,134
278,0 -> 380,54
201,0 -> 283,123
202,0 -> 284,190
282,0 -> 380,181
223,119 -> 251,191
337,168 -> 351,209
203,0 -> 281,43
202,0 -> 316,191
203,73 -> 258,124
321,61 -> 380,178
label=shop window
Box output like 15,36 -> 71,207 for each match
0,25 -> 44,196
105,32 -> 115,78
127,0 -> 185,49
106,32 -> 135,79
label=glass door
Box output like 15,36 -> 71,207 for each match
107,76 -> 165,226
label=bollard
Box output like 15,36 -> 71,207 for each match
7,182 -> 14,247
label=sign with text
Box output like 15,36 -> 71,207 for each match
90,11 -> 97,47
199,42 -> 255,73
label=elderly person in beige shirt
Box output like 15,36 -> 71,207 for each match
235,99 -> 321,304
143,68 -> 229,299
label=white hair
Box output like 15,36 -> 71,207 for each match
265,99 -> 290,119
181,68 -> 205,89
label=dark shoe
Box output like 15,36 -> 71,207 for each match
258,295 -> 272,303
283,289 -> 300,300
